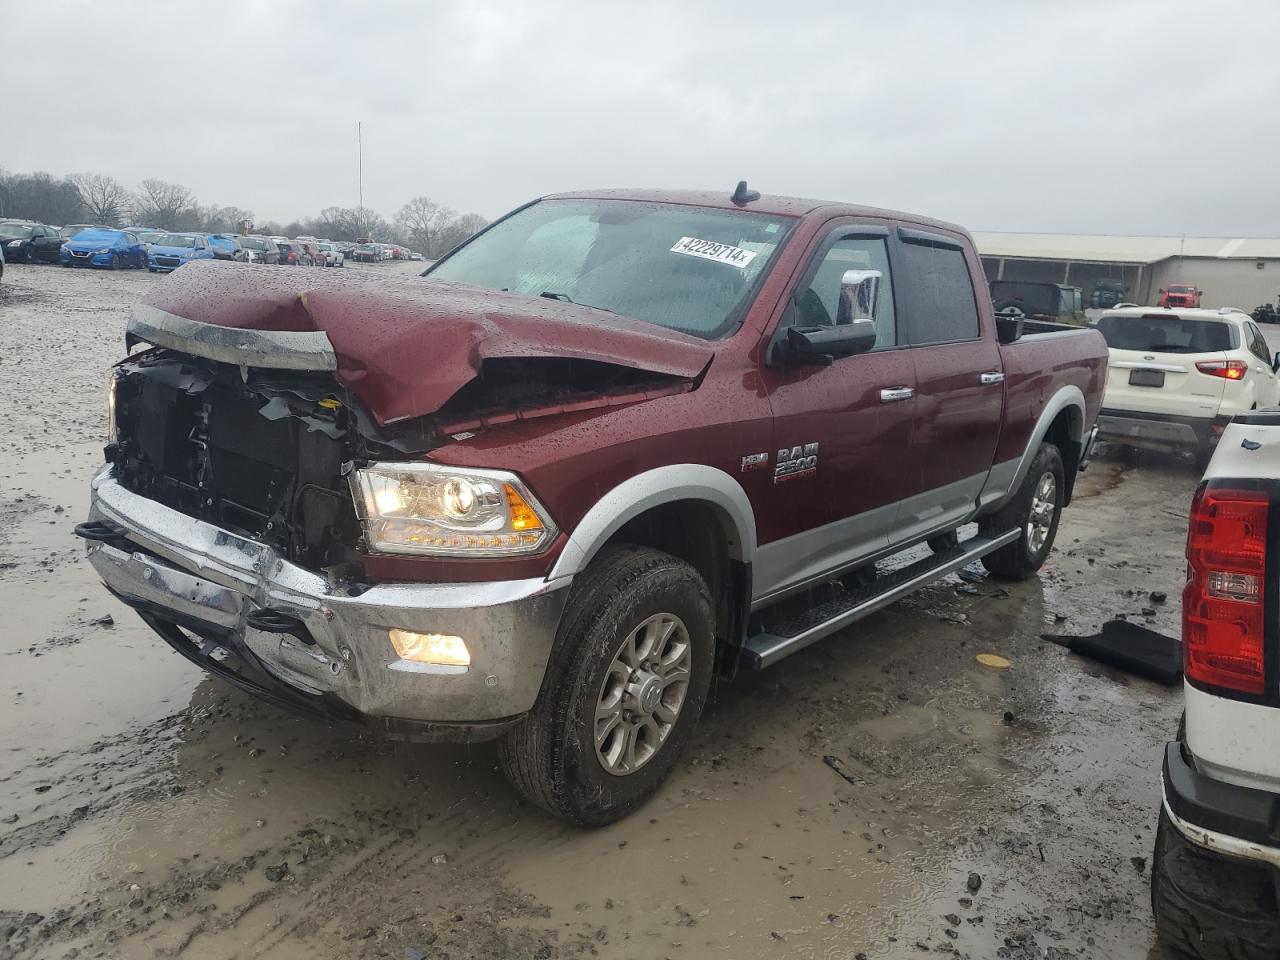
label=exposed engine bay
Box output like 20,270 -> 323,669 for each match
108,348 -> 693,574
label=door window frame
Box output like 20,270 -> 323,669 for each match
772,221 -> 903,358
893,226 -> 984,347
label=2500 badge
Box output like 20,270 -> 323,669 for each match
774,443 -> 819,482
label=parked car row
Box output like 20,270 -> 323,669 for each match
0,219 -> 367,272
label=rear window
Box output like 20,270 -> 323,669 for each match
1097,314 -> 1237,353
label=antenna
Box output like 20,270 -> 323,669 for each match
731,180 -> 760,205
357,121 -> 364,237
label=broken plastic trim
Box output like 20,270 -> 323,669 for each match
127,304 -> 339,372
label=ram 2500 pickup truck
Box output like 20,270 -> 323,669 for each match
79,186 -> 1108,825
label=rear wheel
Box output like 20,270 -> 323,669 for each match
499,546 -> 715,826
979,443 -> 1064,580
1152,806 -> 1280,959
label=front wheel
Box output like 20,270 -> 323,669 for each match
979,442 -> 1064,580
499,546 -> 715,826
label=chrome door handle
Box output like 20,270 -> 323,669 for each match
879,387 -> 914,403
980,372 -> 1005,385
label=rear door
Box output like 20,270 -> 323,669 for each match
1098,313 -> 1234,417
892,228 -> 1004,543
1243,320 -> 1280,407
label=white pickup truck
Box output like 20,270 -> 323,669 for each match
1153,410 -> 1280,957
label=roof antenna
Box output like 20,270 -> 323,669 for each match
731,180 -> 760,205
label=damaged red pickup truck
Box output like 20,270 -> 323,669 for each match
80,187 -> 1108,825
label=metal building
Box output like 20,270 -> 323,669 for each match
974,232 -> 1280,312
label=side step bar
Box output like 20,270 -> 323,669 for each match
741,529 -> 1021,670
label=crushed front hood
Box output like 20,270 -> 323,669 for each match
138,259 -> 714,424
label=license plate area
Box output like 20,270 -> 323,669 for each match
1129,368 -> 1165,388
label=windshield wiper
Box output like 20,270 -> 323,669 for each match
539,291 -> 618,316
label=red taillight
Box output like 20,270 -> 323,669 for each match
1184,485 -> 1268,695
1196,360 -> 1248,380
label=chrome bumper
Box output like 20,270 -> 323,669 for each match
84,469 -> 570,732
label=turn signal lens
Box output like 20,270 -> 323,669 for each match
504,483 -> 544,532
1184,485 -> 1268,695
388,630 -> 470,667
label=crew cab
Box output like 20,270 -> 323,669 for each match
79,187 -> 1107,825
1096,307 -> 1280,463
1152,414 -> 1280,958
1160,283 -> 1202,309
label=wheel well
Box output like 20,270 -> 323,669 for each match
1044,406 -> 1083,504
605,500 -> 747,664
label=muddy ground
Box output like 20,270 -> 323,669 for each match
0,260 -> 1249,960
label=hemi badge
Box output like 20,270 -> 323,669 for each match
741,452 -> 769,472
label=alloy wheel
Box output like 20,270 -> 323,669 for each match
1027,471 -> 1057,555
594,613 -> 692,776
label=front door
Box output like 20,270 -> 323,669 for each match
754,224 -> 915,602
892,228 -> 1004,543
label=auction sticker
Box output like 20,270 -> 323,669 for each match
670,237 -> 757,268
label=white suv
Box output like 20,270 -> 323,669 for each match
1153,414 -> 1280,957
315,242 -> 344,268
1097,307 -> 1280,462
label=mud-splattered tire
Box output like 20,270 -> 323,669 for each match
498,545 -> 715,827
1151,807 -> 1280,959
979,443 -> 1064,580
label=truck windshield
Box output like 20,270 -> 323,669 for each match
1097,314 -> 1236,353
426,199 -> 794,339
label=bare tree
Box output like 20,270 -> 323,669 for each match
0,171 -> 84,225
434,212 -> 489,258
395,196 -> 456,258
68,173 -> 131,227
133,179 -> 197,229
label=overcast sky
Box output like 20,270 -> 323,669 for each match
7,1 -> 1279,235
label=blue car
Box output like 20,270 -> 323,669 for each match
60,228 -> 148,269
147,233 -> 216,273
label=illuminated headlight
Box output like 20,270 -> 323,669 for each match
350,463 -> 557,557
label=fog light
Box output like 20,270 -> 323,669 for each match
388,629 -> 470,667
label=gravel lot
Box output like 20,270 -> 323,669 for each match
3,260 -> 1263,959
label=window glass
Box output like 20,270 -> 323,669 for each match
1096,315 -> 1236,353
898,239 -> 980,344
1247,322 -> 1271,364
428,199 -> 793,340
791,235 -> 897,348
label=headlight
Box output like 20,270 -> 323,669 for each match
350,463 -> 556,557
95,247 -> 111,255
6,240 -> 20,248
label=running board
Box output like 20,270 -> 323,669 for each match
741,529 -> 1020,670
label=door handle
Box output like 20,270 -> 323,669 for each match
879,387 -> 914,403
980,372 -> 1005,385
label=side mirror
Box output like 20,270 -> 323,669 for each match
836,269 -> 881,326
1272,354 -> 1279,373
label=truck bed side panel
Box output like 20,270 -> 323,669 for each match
994,329 -> 1108,467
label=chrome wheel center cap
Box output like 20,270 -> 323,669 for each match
629,672 -> 663,717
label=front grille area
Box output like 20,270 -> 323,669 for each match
155,256 -> 181,267
110,350 -> 363,571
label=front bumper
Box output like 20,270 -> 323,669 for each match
1098,408 -> 1231,450
1162,740 -> 1280,867
62,250 -> 113,268
82,469 -> 570,739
